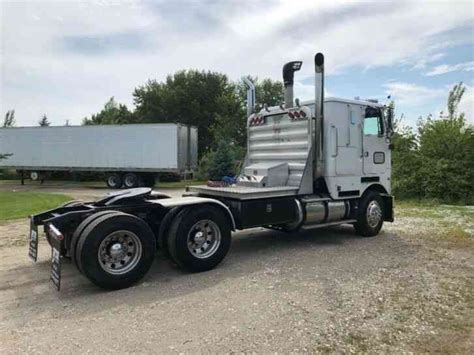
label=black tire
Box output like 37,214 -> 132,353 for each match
123,173 -> 139,188
354,191 -> 384,237
157,207 -> 182,258
167,206 -> 231,272
71,211 -> 123,272
106,173 -> 122,189
75,213 -> 156,290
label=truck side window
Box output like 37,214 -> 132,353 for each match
364,117 -> 379,135
364,107 -> 384,136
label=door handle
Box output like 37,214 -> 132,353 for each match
364,151 -> 369,157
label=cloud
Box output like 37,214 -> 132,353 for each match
383,81 -> 445,107
1,0 -> 473,126
425,61 -> 474,76
60,31 -> 148,55
411,53 -> 446,70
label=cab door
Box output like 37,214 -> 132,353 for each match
362,107 -> 389,175
335,104 -> 363,176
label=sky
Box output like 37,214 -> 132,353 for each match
1,0 -> 473,127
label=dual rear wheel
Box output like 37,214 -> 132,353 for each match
167,206 -> 232,272
71,211 -> 156,290
71,206 -> 231,290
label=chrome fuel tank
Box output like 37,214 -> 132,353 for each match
303,197 -> 350,226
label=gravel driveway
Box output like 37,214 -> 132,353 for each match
0,184 -> 472,353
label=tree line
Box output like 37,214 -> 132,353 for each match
391,83 -> 473,203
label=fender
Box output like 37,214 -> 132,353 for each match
153,197 -> 237,230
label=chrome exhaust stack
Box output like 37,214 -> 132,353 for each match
314,53 -> 324,178
242,76 -> 256,117
282,61 -> 302,109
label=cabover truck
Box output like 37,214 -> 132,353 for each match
0,123 -> 198,188
29,53 -> 394,291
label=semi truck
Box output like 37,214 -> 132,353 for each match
0,123 -> 198,188
29,53 -> 394,291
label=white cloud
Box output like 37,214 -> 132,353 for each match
383,81 -> 445,107
425,61 -> 474,76
1,0 -> 473,126
384,82 -> 474,124
411,52 -> 446,70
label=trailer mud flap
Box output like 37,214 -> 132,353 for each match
47,224 -> 64,291
28,219 -> 38,262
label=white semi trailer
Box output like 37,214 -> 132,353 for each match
0,123 -> 198,188
29,53 -> 394,291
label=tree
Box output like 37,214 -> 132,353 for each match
446,82 -> 466,120
38,114 -> 51,127
209,87 -> 246,148
133,70 -> 241,154
3,110 -> 15,127
82,97 -> 134,125
237,77 -> 284,112
391,82 -> 474,203
391,109 -> 422,199
415,83 -> 473,203
196,140 -> 245,180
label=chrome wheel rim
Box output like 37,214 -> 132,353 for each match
366,200 -> 382,228
187,220 -> 221,259
98,230 -> 142,275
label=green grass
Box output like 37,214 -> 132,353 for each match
0,191 -> 72,221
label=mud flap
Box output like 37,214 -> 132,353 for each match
48,224 -> 64,291
381,194 -> 394,222
28,219 -> 38,262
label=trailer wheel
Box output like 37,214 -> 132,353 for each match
106,173 -> 122,189
30,171 -> 39,181
123,173 -> 139,188
75,213 -> 156,290
354,191 -> 384,237
70,211 -> 123,272
167,206 -> 231,272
